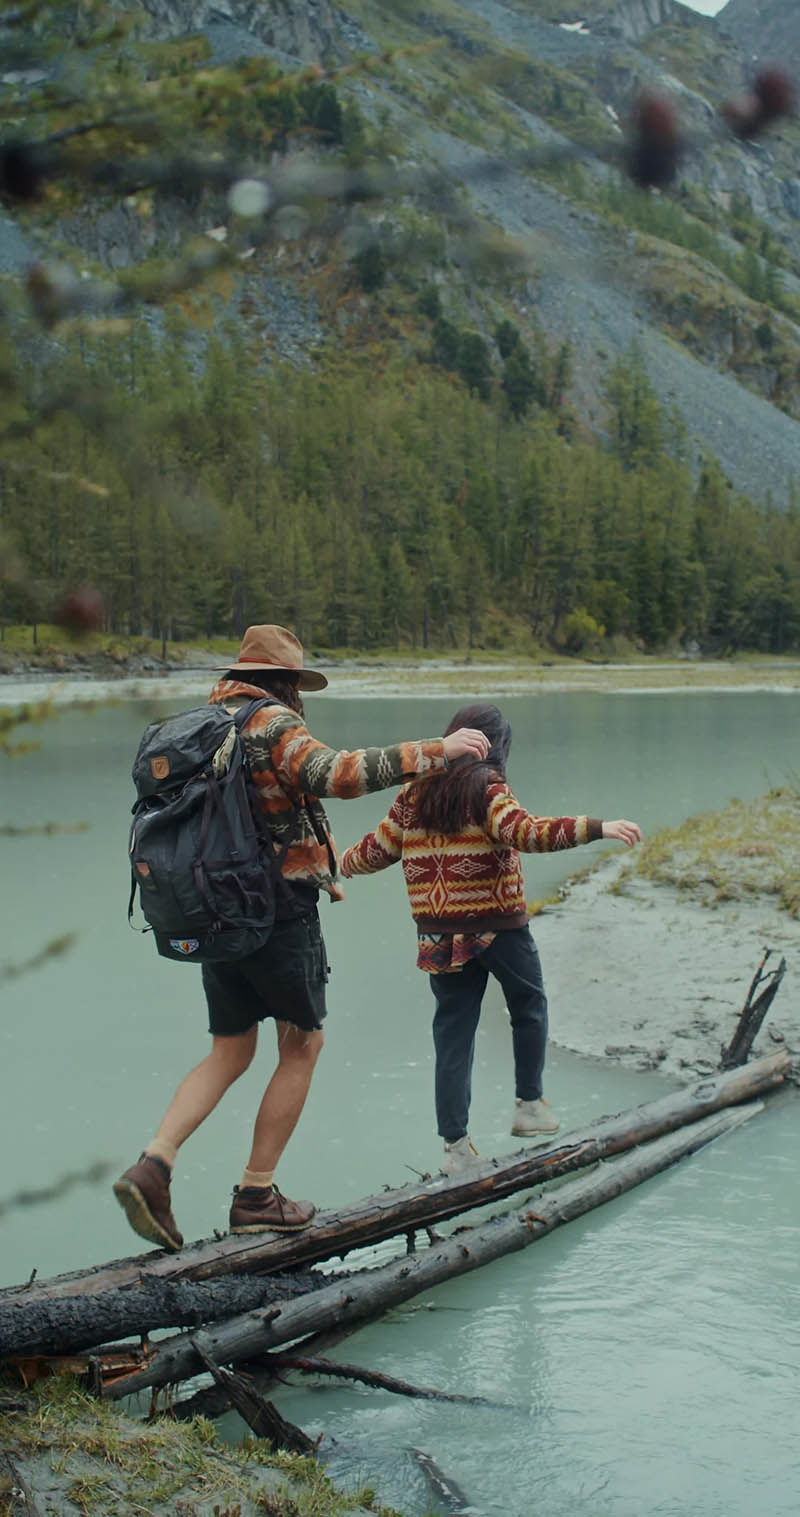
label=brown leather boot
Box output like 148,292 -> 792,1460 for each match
229,1185 -> 315,1234
113,1153 -> 183,1252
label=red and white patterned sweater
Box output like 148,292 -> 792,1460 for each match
340,780 -> 603,931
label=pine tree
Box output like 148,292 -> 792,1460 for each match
456,333 -> 492,401
502,345 -> 538,419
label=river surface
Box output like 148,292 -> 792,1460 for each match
1,686 -> 798,1515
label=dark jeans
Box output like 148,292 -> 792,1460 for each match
429,926 -> 548,1142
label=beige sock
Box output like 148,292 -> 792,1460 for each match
241,1167 -> 275,1191
145,1137 -> 178,1170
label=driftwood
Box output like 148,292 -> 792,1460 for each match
1,1050 -> 789,1363
174,1350 -> 515,1424
190,1338 -> 316,1456
266,1353 -> 515,1407
102,1101 -> 762,1401
410,1448 -> 476,1515
720,950 -> 788,1069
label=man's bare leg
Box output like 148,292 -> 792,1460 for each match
149,1026 -> 259,1157
228,1021 -> 323,1233
114,1030 -> 258,1250
246,1021 -> 324,1175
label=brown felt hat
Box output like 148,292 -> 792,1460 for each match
218,624 -> 328,691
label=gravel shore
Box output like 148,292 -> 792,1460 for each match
1,655 -> 799,706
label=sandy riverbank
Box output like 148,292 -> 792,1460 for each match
539,852 -> 798,1083
318,658 -> 800,699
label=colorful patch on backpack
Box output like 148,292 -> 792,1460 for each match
170,938 -> 200,955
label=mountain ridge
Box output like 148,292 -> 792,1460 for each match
4,0 -> 800,507
718,0 -> 800,77
161,0 -> 800,506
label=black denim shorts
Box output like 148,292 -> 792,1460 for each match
202,909 -> 330,1036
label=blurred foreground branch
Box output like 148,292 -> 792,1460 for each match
0,0 -> 795,329
0,933 -> 76,985
0,1160 -> 113,1223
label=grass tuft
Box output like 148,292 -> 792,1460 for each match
614,786 -> 800,916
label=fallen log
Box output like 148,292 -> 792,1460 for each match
0,1270 -> 327,1360
0,1050 -> 789,1362
102,1101 -> 762,1401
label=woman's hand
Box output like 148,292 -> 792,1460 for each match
443,728 -> 491,762
602,819 -> 642,846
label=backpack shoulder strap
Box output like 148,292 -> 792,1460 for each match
230,696 -> 303,862
230,695 -> 278,730
232,697 -> 336,876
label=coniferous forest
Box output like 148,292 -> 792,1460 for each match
3,321 -> 800,656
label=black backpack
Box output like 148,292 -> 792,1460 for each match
128,697 -> 296,963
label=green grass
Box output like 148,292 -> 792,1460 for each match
611,787 -> 800,915
0,623 -> 554,668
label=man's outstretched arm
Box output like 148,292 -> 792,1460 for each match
251,711 -> 489,800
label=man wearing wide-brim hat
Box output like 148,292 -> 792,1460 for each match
114,625 -> 489,1251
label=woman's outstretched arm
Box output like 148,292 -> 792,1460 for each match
486,783 -> 641,853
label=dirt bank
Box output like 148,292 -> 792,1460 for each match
0,1377 -> 395,1517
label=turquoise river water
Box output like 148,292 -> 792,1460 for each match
0,685 -> 798,1515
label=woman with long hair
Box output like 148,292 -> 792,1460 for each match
341,702 -> 641,1174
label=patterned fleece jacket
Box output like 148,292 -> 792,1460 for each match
209,679 -> 448,901
340,780 -> 603,930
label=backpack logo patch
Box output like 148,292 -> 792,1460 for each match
151,755 -> 170,780
170,938 -> 200,955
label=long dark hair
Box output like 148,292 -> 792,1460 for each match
226,669 -> 305,717
410,702 -> 512,832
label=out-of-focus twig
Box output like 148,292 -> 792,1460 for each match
0,933 -> 76,984
0,1159 -> 113,1221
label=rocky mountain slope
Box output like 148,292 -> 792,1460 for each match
4,0 -> 800,507
719,0 -> 800,76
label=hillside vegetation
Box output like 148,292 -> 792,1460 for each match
4,323 -> 799,655
615,783 -> 800,917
